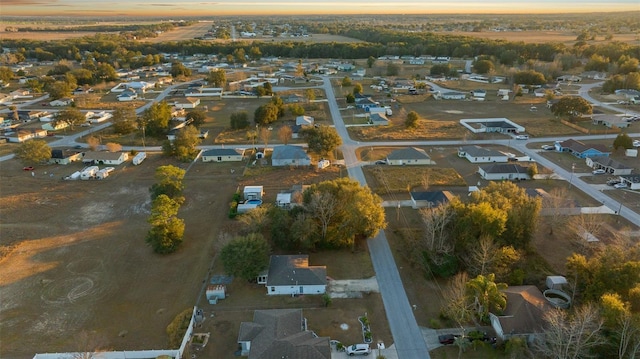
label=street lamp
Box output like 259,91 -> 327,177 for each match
568,163 -> 576,188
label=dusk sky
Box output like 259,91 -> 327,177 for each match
2,0 -> 639,16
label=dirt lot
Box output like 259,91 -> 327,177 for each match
0,153 -> 373,358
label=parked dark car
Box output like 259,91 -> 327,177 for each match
438,334 -> 461,345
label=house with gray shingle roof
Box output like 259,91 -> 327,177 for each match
586,156 -> 633,176
202,148 -> 245,162
458,145 -> 509,163
386,147 -> 433,165
478,163 -> 531,181
271,145 -> 311,167
237,309 -> 331,359
258,255 -> 326,296
490,286 -> 553,343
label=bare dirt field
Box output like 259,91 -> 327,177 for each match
0,151 -> 374,358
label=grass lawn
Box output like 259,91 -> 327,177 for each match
363,165 -> 466,194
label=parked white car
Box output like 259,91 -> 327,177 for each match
515,134 -> 529,140
633,140 -> 640,147
614,182 -> 628,189
592,169 -> 606,175
346,344 -> 371,356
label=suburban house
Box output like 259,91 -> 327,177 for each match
556,75 -> 582,82
586,156 -> 633,176
471,89 -> 487,99
354,95 -> 379,110
615,89 -> 640,100
174,97 -> 200,109
479,163 -> 531,181
437,91 -> 466,100
295,115 -> 314,127
581,71 -> 607,80
368,113 -> 389,126
258,255 -> 327,296
49,97 -> 74,107
591,114 -> 630,129
275,184 -> 308,209
459,118 -> 525,134
85,111 -> 113,124
116,90 -> 138,102
6,129 -> 48,143
82,151 -> 129,165
554,139 -> 610,158
409,190 -> 454,209
201,148 -> 245,162
283,93 -> 304,103
458,145 -> 509,163
619,174 -> 640,190
41,121 -> 68,132
489,286 -> 553,343
386,147 -> 433,165
49,149 -> 83,165
237,309 -> 330,359
271,145 -> 311,167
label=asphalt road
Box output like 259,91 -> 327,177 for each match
3,74 -> 639,358
323,77 -> 432,358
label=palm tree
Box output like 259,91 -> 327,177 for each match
466,273 -> 507,323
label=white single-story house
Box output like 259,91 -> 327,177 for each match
41,121 -> 68,131
237,309 -> 330,359
257,255 -> 327,296
458,145 -> 509,163
82,151 -> 129,165
586,156 -> 633,176
386,147 -> 433,165
271,145 -> 311,167
490,286 -> 553,343
6,129 -> 48,143
174,97 -> 200,109
295,115 -> 314,127
85,111 -> 113,124
459,118 -> 525,134
49,97 -> 74,107
471,89 -> 486,99
619,174 -> 640,190
49,149 -> 83,165
202,148 -> 245,162
438,91 -> 466,100
478,163 -> 531,181
556,75 -> 582,82
116,90 -> 138,102
591,114 -> 630,129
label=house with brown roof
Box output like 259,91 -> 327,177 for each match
237,309 -> 330,359
489,286 -> 553,343
257,255 -> 326,296
554,139 -> 610,159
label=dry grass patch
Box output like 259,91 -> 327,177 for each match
364,166 -> 466,194
350,118 -> 465,141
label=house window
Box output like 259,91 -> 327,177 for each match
271,287 -> 275,292
217,156 -> 222,161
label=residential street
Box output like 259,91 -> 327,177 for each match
3,74 -> 639,359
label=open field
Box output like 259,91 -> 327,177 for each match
0,152 -> 370,358
447,30 -> 640,45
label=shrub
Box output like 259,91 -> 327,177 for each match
166,308 -> 193,348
